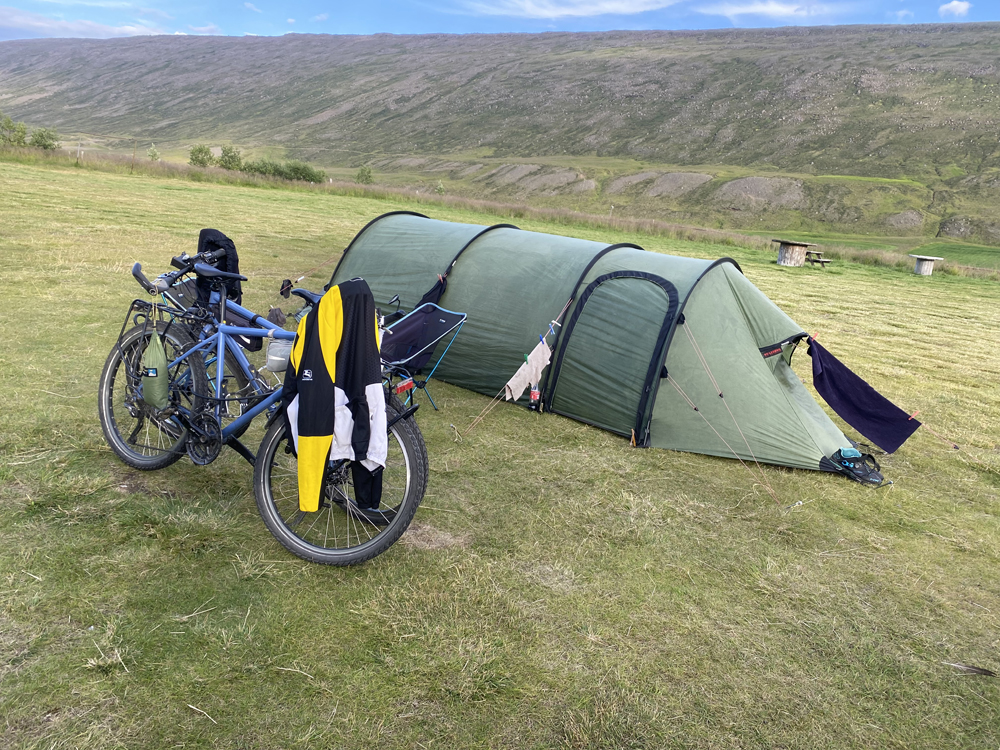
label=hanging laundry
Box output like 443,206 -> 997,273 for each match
504,341 -> 551,402
283,278 -> 387,512
808,338 -> 920,454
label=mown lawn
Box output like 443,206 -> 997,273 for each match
1,160 -> 999,749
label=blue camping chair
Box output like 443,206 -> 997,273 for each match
381,303 -> 467,410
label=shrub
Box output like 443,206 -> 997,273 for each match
435,180 -> 445,195
283,160 -> 326,183
28,127 -> 59,151
241,158 -> 281,177
189,144 -> 214,167
1,111 -> 28,147
218,145 -> 242,171
241,158 -> 326,182
146,143 -> 160,161
355,165 -> 374,185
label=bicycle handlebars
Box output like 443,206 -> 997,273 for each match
133,247 -> 230,296
131,262 -> 179,295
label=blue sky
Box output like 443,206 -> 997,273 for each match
0,0 -> 991,41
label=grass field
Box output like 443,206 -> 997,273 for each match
2,160 -> 1000,749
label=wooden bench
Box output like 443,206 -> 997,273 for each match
805,249 -> 832,268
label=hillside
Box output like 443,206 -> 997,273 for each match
2,25 -> 1000,242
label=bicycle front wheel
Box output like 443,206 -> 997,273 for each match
253,402 -> 427,565
98,322 -> 207,470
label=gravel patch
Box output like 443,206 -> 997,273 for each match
713,177 -> 806,210
606,171 -> 660,194
645,172 -> 713,197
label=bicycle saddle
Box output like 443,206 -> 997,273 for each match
193,262 -> 247,282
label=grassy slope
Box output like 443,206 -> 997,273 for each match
5,26 -> 1000,242
1,162 -> 999,748
3,26 -> 1000,179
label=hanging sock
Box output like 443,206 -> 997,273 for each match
808,339 -> 920,454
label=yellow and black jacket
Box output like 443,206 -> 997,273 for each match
282,278 -> 387,512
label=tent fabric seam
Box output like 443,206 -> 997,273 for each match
444,223 -> 521,277
718,267 -> 833,464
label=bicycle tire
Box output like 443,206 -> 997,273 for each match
98,322 -> 208,470
386,390 -> 429,501
253,401 -> 427,565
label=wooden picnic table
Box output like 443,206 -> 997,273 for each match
805,249 -> 832,268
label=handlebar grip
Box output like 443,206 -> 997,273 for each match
131,263 -> 157,294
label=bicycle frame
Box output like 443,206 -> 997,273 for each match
173,320 -> 295,442
126,291 -> 298,466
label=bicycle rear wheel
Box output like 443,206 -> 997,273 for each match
98,322 -> 207,470
253,402 -> 427,565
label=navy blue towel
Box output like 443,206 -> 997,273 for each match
808,339 -> 920,454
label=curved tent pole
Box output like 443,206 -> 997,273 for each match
637,257 -> 742,445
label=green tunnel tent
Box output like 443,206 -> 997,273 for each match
329,211 -> 851,472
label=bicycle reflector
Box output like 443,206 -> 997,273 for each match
395,378 -> 415,394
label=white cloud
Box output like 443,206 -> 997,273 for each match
696,0 -> 839,20
463,0 -> 680,18
312,12 -> 328,20
188,22 -> 221,33
0,5 -> 162,38
938,0 -> 970,17
287,17 -> 294,22
891,8 -> 912,19
245,2 -> 262,11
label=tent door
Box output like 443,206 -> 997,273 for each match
548,272 -> 677,437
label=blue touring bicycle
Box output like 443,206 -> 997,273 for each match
97,248 -> 427,565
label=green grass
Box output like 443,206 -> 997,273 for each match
2,160 -> 1000,748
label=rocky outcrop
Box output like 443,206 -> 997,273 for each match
645,173 -> 713,198
886,210 -> 924,230
713,177 -> 806,211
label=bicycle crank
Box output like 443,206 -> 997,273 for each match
186,413 -> 223,465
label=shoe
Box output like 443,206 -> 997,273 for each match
346,502 -> 396,527
831,448 -> 885,486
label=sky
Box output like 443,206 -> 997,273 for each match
0,0 -> 992,41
